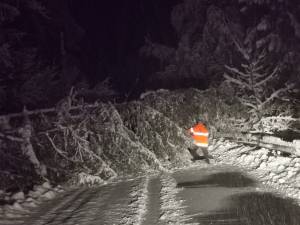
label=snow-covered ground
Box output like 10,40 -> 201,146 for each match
0,177 -> 152,225
210,139 -> 300,204
1,158 -> 299,225
0,182 -> 65,224
159,173 -> 197,225
1,129 -> 299,224
172,164 -> 300,225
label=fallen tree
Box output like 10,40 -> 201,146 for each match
0,88 -> 298,192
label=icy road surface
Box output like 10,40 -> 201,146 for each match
3,165 -> 300,225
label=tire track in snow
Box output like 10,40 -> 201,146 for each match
22,178 -> 148,225
27,187 -> 95,225
0,188 -> 82,225
120,177 -> 149,225
62,183 -> 116,225
100,180 -> 139,224
159,173 -> 197,225
142,176 -> 161,225
15,175 -> 202,225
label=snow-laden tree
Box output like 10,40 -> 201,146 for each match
223,0 -> 299,127
224,49 -> 293,117
140,0 -> 300,93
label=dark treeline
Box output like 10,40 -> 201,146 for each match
0,0 -> 300,192
0,0 -> 299,114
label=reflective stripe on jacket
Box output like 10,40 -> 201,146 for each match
189,123 -> 209,147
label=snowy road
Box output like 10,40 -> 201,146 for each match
173,165 -> 300,224
3,165 -> 300,225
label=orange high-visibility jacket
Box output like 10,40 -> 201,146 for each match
189,123 -> 209,147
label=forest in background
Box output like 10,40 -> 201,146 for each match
0,0 -> 300,191
0,0 -> 299,113
0,88 -> 248,191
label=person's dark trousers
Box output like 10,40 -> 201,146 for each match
201,147 -> 210,164
188,146 -> 210,164
187,146 -> 201,161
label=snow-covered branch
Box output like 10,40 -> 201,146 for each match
254,66 -> 279,87
45,132 -> 77,163
223,73 -> 251,90
223,38 -> 294,125
252,65 -> 264,73
228,31 -> 250,60
225,65 -> 249,78
237,97 -> 257,109
0,132 -> 23,142
260,83 -> 294,108
0,102 -> 100,120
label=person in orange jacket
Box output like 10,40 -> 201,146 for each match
188,121 -> 210,163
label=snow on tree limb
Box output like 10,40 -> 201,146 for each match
224,65 -> 249,78
223,73 -> 251,90
0,132 -> 23,142
237,97 -> 257,109
253,71 -> 268,78
254,66 -> 279,87
260,83 -> 294,108
229,33 -> 250,60
251,95 -> 262,105
0,102 -> 100,120
45,132 -> 78,163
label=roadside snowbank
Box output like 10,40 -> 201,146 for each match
0,182 -> 65,223
211,139 -> 300,204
